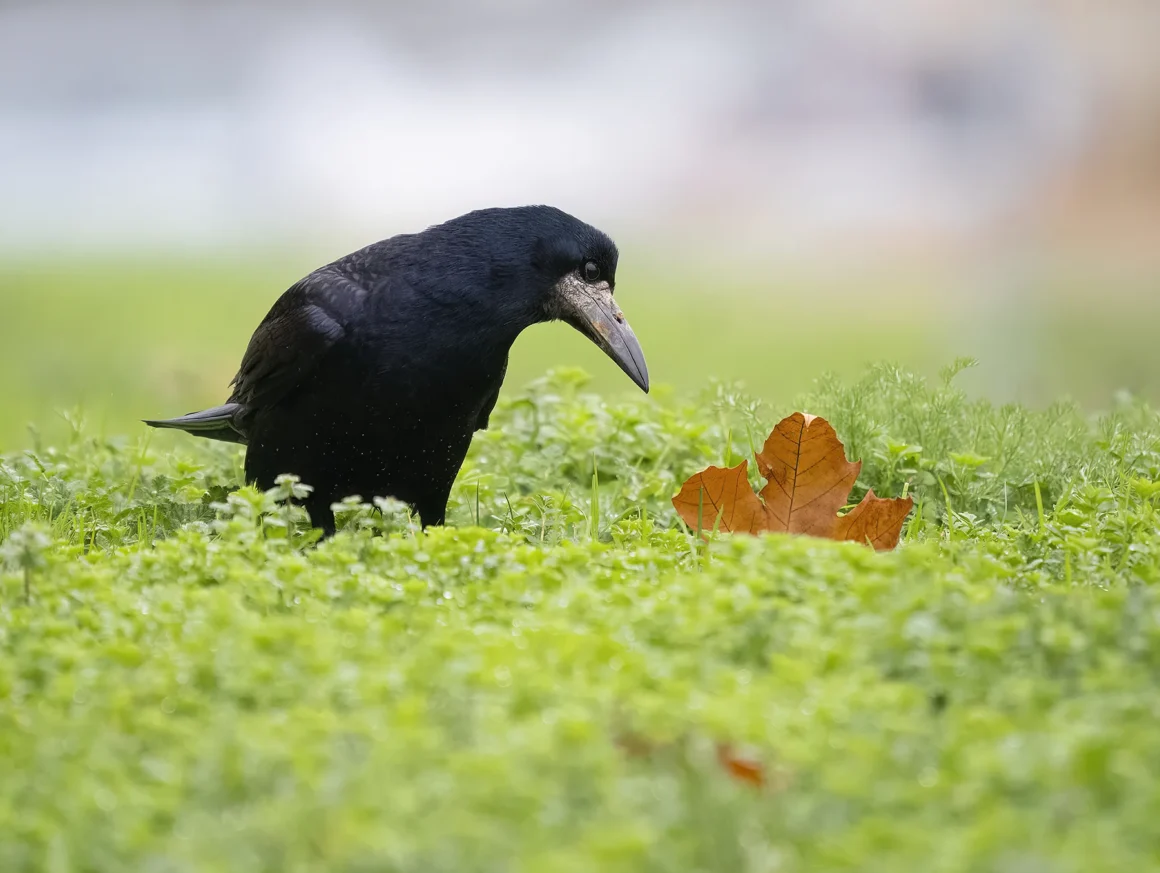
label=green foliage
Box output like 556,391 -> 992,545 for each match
3,366 -> 1160,871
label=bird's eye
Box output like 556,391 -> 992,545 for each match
583,261 -> 601,283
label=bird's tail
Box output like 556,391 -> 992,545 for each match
143,403 -> 248,445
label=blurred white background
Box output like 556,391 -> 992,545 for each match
2,0 -> 1159,445
2,0 -> 1157,263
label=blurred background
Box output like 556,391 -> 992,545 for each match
2,0 -> 1158,448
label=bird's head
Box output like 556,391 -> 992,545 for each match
430,205 -> 649,392
525,208 -> 649,394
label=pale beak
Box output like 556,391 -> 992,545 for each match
554,274 -> 649,392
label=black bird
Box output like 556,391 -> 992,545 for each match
145,206 -> 649,536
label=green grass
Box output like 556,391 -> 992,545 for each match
4,363 -> 1160,871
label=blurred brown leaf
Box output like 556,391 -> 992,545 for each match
715,742 -> 766,788
672,412 -> 912,550
615,730 -> 773,790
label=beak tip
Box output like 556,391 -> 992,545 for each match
621,350 -> 649,395
622,358 -> 649,394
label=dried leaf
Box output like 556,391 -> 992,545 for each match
832,489 -> 914,550
672,412 -> 913,550
616,731 -> 773,789
754,413 -> 861,538
715,742 -> 765,788
669,461 -> 767,535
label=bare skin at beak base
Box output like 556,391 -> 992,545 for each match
556,275 -> 649,393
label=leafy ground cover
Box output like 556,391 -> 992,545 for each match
3,363 -> 1160,872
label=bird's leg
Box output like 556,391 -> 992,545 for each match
304,496 -> 337,539
416,500 -> 447,529
417,510 -> 445,529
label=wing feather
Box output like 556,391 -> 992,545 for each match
228,269 -> 362,411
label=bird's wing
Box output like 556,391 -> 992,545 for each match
228,270 -> 359,411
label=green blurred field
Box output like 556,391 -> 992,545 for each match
2,254 -> 1158,448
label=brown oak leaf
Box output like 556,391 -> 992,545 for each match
672,412 -> 912,550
